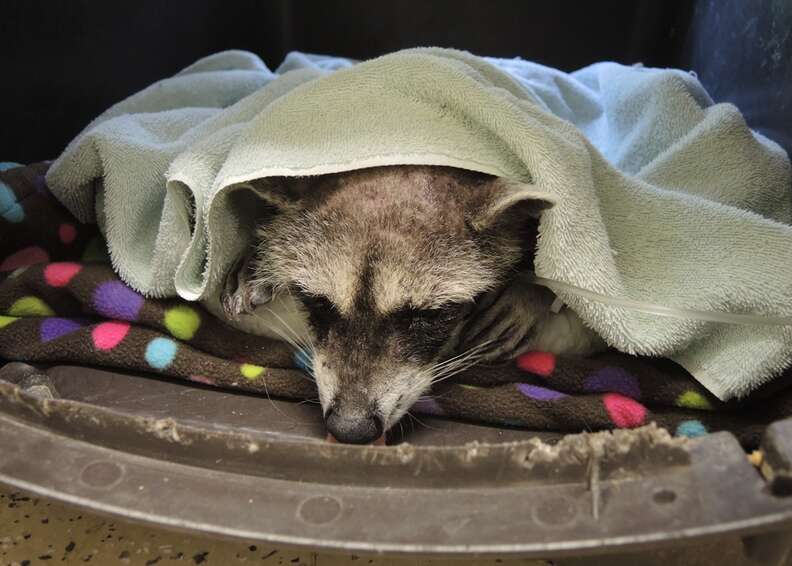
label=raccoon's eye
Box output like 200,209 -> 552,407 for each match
294,290 -> 340,335
395,305 -> 460,328
299,292 -> 335,315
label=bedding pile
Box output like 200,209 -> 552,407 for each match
43,49 -> 792,400
2,162 -> 790,447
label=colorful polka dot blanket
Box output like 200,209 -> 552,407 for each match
2,162 -> 791,448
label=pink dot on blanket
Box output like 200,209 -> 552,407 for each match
189,375 -> 216,386
603,393 -> 647,428
59,223 -> 77,244
516,351 -> 556,376
0,246 -> 49,272
44,262 -> 82,287
92,321 -> 131,350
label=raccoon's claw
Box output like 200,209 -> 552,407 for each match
221,289 -> 247,319
459,282 -> 552,363
221,253 -> 272,319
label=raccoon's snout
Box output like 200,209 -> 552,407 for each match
324,404 -> 384,445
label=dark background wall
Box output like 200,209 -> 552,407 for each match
674,0 -> 792,159
1,0 -> 789,163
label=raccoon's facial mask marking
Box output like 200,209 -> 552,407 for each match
241,166 -> 548,442
298,288 -> 467,360
294,288 -> 472,442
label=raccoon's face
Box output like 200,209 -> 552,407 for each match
225,166 -> 543,444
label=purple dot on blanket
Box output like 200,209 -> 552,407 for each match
33,174 -> 49,194
516,383 -> 567,401
40,318 -> 83,342
93,281 -> 144,321
412,398 -> 445,416
584,367 -> 641,399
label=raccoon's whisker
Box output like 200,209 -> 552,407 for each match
434,332 -> 512,376
261,317 -> 303,352
428,341 -> 495,381
429,343 -> 497,383
435,345 -> 492,373
406,410 -> 440,431
430,363 -> 480,385
266,326 -> 311,368
396,375 -> 437,412
430,346 -> 483,372
262,305 -> 315,356
419,389 -> 453,403
432,357 -> 483,381
430,356 -> 487,384
261,302 -> 314,351
430,339 -> 497,372
426,386 -> 454,398
256,367 -> 303,424
426,357 -> 476,384
285,287 -> 319,356
262,325 -> 317,382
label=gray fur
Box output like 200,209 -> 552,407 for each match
221,165 -> 604,439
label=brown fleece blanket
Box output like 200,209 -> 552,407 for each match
1,162 -> 790,447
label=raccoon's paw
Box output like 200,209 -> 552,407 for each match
459,283 -> 553,363
221,253 -> 272,319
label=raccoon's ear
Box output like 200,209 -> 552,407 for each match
467,178 -> 554,232
221,251 -> 273,319
242,177 -> 315,212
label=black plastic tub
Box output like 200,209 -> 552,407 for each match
2,1 -> 792,564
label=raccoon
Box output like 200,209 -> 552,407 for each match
214,166 -> 604,444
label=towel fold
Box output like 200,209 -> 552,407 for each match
3,161 -> 789,449
45,49 -> 792,400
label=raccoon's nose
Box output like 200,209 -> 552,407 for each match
325,406 -> 384,445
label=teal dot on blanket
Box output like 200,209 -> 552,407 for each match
145,337 -> 178,370
294,349 -> 313,374
675,419 -> 708,438
0,162 -> 22,171
0,181 -> 24,223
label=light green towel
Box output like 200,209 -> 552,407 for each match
46,48 -> 792,400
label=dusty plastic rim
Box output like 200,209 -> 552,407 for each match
1,365 -> 792,558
